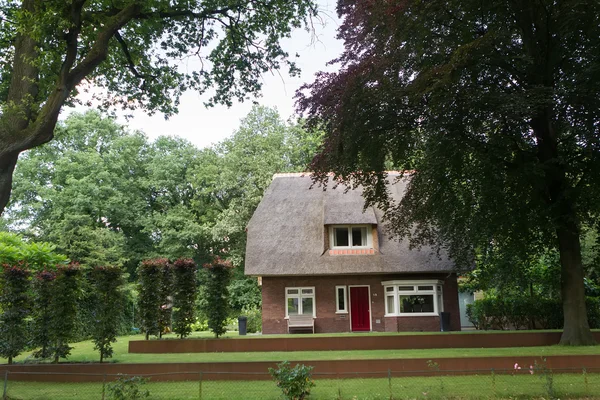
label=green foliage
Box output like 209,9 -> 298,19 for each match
299,0 -> 600,344
0,232 -> 68,270
137,259 -> 165,339
242,306 -> 262,334
268,361 -> 315,400
0,265 -> 31,364
49,264 -> 81,363
203,258 -> 233,338
31,270 -> 56,359
158,262 -> 173,339
107,375 -> 150,400
171,258 -> 197,338
466,297 -> 600,330
89,266 -> 126,362
228,277 -> 261,313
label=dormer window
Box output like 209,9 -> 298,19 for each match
330,225 -> 371,249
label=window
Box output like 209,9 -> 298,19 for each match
335,286 -> 347,313
330,225 -> 371,248
285,287 -> 315,318
382,280 -> 444,316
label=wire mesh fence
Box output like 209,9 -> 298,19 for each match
2,367 -> 600,399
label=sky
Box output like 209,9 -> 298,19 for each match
66,1 -> 343,150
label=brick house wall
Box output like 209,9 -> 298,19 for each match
261,273 -> 460,334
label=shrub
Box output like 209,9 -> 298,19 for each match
90,266 -> 125,362
49,263 -> 81,363
32,270 -> 56,359
137,259 -> 165,339
467,296 -> 600,330
0,264 -> 31,364
172,258 -> 197,338
269,361 -> 315,400
107,375 -> 150,400
203,258 -> 233,338
243,306 -> 262,333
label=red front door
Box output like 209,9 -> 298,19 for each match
350,286 -> 370,331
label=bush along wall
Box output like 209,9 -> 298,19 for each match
466,296 -> 600,330
0,264 -> 31,364
204,258 -> 234,338
172,259 -> 198,338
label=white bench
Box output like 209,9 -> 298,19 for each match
287,314 -> 315,334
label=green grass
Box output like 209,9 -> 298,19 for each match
2,331 -> 600,364
4,373 -> 600,399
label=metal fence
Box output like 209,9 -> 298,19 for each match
3,367 -> 600,399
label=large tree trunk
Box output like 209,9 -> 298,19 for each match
0,151 -> 20,215
557,222 -> 595,345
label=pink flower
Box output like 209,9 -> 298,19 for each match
514,363 -> 519,370
529,365 -> 534,375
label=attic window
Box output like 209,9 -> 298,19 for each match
330,225 -> 371,249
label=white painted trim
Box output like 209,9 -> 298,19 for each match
348,285 -> 372,332
381,279 -> 443,286
335,285 -> 348,313
284,286 -> 316,318
383,280 -> 444,317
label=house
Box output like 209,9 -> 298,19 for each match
244,172 -> 461,334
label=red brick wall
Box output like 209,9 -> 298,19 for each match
261,273 -> 461,334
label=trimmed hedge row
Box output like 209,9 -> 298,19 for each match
466,297 -> 600,330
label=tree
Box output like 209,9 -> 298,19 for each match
0,232 -> 68,269
89,266 -> 125,362
0,264 -> 30,364
203,257 -> 233,338
137,258 -> 164,339
171,258 -> 197,338
49,263 -> 81,362
298,0 -> 600,344
0,0 -> 318,215
31,270 -> 56,359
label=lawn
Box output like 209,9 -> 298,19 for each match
2,331 -> 600,364
4,372 -> 600,399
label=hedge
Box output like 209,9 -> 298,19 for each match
466,296 -> 600,330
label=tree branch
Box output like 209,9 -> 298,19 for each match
114,30 -> 155,83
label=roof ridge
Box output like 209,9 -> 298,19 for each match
272,171 -> 414,180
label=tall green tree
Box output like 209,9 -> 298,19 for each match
299,0 -> 600,344
0,0 -> 318,215
0,265 -> 30,364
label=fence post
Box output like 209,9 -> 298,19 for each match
388,368 -> 392,400
198,372 -> 202,400
101,374 -> 107,400
2,370 -> 8,400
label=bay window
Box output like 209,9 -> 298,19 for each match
382,280 -> 444,316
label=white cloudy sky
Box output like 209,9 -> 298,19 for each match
65,1 -> 343,149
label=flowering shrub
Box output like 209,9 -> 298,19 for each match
269,361 -> 315,400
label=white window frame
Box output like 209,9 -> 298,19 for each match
382,280 -> 443,317
330,225 -> 372,249
285,287 -> 316,318
335,285 -> 348,314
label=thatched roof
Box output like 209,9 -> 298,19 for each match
245,173 -> 454,276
